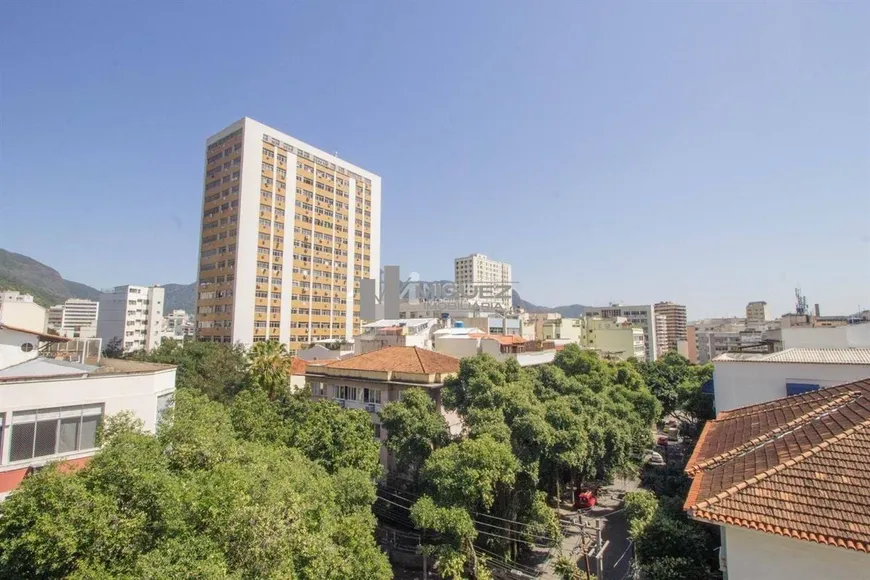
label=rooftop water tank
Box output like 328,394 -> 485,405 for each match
454,321 -> 464,328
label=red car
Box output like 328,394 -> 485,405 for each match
574,490 -> 597,509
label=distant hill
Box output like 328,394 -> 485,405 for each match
0,249 -> 101,307
163,283 -> 196,312
513,289 -> 586,318
0,248 -> 194,312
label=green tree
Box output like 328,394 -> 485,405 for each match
379,387 -> 450,482
132,340 -> 247,400
0,391 -> 391,580
102,336 -> 123,358
246,340 -> 294,400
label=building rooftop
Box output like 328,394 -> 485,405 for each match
715,347 -> 870,365
685,378 -> 870,552
363,318 -> 438,329
0,357 -> 175,382
313,346 -> 460,376
290,357 -> 308,376
0,323 -> 69,343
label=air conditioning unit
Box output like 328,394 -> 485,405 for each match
365,404 -> 376,413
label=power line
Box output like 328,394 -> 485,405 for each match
377,487 -> 558,542
376,490 -> 557,545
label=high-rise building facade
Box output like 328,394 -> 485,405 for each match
454,254 -> 512,310
47,298 -> 99,339
195,118 -> 381,352
745,301 -> 770,327
654,301 -> 687,355
97,285 -> 165,353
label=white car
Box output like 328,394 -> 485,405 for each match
643,451 -> 665,466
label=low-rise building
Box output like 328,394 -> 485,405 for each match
433,327 -> 564,366
47,299 -> 99,339
0,323 -> 176,498
161,310 -> 194,342
0,291 -> 46,334
295,342 -> 355,363
541,317 -> 584,343
685,378 -> 870,579
584,317 -> 646,361
97,285 -> 165,353
306,347 -> 462,466
712,347 -> 870,413
584,304 -> 657,361
781,323 -> 870,350
355,319 -> 439,355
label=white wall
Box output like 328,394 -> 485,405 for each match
0,368 -> 176,466
713,361 -> 870,413
0,302 -> 47,334
781,325 -> 870,349
434,337 -> 480,359
0,329 -> 40,369
723,526 -> 870,580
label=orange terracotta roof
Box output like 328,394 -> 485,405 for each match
484,334 -> 528,346
685,378 -> 870,552
0,456 -> 91,494
320,346 -> 460,375
290,357 -> 308,376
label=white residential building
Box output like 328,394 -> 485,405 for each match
355,319 -> 439,355
454,254 -> 512,310
0,324 -> 176,499
712,348 -> 870,413
781,323 -> 870,350
47,299 -> 99,339
161,310 -> 194,342
97,286 -> 165,353
0,292 -> 46,334
584,304 -> 658,361
433,327 -> 562,366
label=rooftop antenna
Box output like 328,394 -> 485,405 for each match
795,286 -> 809,315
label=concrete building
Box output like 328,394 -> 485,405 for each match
194,118 -> 381,353
0,324 -> 176,499
47,299 -> 99,339
354,319 -> 439,355
541,317 -> 584,343
97,286 -> 165,353
781,313 -> 849,329
654,301 -> 687,355
685,378 -> 870,580
745,301 -> 769,327
685,325 -> 698,362
584,317 -> 646,361
307,347 -> 462,466
432,327 -> 563,366
712,348 -> 870,413
781,323 -> 870,350
161,310 -> 194,342
454,254 -> 512,311
0,292 -> 46,334
584,305 -> 657,361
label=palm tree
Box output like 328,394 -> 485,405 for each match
247,340 -> 293,400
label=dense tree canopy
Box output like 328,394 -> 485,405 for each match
382,346 -> 662,576
0,379 -> 388,579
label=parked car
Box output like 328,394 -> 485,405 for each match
574,490 -> 597,509
643,450 -> 666,466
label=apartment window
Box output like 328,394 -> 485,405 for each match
363,388 -> 382,404
335,385 -> 358,401
9,405 -> 103,462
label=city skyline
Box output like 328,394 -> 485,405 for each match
2,2 -> 868,320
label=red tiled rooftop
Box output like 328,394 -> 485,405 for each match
290,357 -> 308,376
685,378 -> 870,552
318,346 -> 460,375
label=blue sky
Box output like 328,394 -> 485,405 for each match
1,1 -> 868,319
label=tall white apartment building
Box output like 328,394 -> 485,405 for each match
97,286 -> 165,353
195,118 -> 381,352
454,254 -> 512,310
47,299 -> 99,339
584,304 -> 658,361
